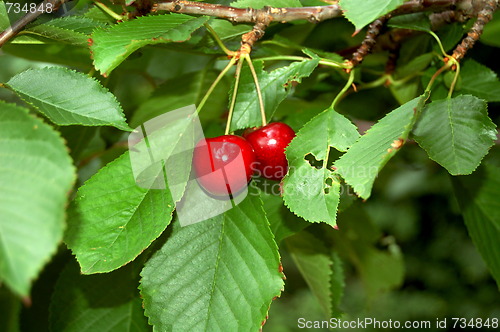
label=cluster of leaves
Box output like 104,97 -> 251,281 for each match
1,0 -> 500,331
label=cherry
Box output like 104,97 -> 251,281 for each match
193,135 -> 256,197
243,122 -> 295,181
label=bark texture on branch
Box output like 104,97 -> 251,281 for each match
0,0 -> 69,47
154,1 -> 342,23
154,0 -> 472,24
452,0 -> 498,60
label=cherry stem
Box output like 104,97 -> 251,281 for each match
204,23 -> 235,56
331,69 -> 355,109
428,31 -> 448,58
447,61 -> 461,99
94,1 -> 124,21
196,56 -> 237,115
225,57 -> 245,135
425,61 -> 452,93
243,54 -> 266,126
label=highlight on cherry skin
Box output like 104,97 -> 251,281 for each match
193,135 -> 256,197
243,122 -> 296,181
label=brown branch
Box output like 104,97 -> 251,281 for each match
154,1 -> 342,23
0,0 -> 69,47
239,20 -> 269,55
372,9 -> 470,55
154,0 -> 466,24
346,16 -> 389,69
452,0 -> 498,61
344,0 -> 496,69
155,0 -> 469,69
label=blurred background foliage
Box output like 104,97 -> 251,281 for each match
0,0 -> 499,331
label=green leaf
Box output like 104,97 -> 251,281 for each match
389,78 -> 420,104
91,14 -> 208,75
283,109 -> 360,225
0,1 -> 9,31
329,206 -> 404,296
0,102 -> 75,296
452,158 -> 500,289
65,150 -> 175,274
413,95 -> 497,175
335,95 -> 427,199
15,17 -> 105,46
67,103 -> 199,273
140,193 -> 284,331
261,191 -> 308,244
199,19 -> 251,53
287,230 -> 344,318
130,70 -> 229,128
459,60 -> 500,102
340,0 -> 404,30
50,260 -> 151,332
230,58 -> 319,131
436,22 -> 467,52
231,0 -> 302,8
2,43 -> 93,69
394,53 -> 433,78
84,5 -> 117,24
481,11 -> 500,47
329,252 -> 344,318
59,126 -> 100,162
387,13 -> 431,32
6,67 -> 131,131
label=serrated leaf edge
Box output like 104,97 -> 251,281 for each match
6,66 -> 131,131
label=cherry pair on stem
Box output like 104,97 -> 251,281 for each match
192,31 -> 295,197
193,122 -> 296,197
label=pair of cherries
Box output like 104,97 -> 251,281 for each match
193,122 -> 295,197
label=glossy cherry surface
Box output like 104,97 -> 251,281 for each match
243,122 -> 296,181
193,135 -> 256,196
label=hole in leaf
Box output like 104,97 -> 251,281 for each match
324,176 -> 334,194
326,147 -> 342,171
305,153 -> 323,169
325,177 -> 333,187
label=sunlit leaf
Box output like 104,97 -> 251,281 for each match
283,109 -> 359,225
335,95 -> 427,199
0,102 -> 75,296
91,14 -> 208,75
6,67 -> 131,131
340,0 -> 404,30
140,193 -> 283,331
413,95 -> 497,175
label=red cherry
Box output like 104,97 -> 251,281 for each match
193,135 -> 256,196
243,122 -> 296,181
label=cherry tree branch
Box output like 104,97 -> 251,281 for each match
0,0 -> 69,47
154,0 -> 472,24
452,0 -> 498,60
153,1 -> 342,24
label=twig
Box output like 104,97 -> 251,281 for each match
452,0 -> 498,61
154,0 -> 467,24
154,1 -> 342,23
0,0 -> 68,47
239,19 -> 270,56
346,16 -> 389,70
